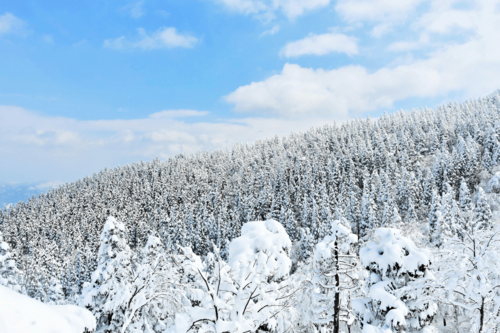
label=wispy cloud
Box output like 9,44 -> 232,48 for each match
0,13 -> 26,36
387,34 -> 429,52
335,0 -> 426,36
42,34 -> 54,43
213,0 -> 331,20
28,181 -> 64,191
280,31 -> 358,57
120,0 -> 146,19
0,106 -> 331,182
104,27 -> 198,50
260,25 -> 280,37
150,110 -> 209,118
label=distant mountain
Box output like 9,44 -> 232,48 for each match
0,181 -> 63,208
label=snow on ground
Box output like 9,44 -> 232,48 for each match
0,285 -> 95,333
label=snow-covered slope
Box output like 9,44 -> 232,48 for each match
0,285 -> 95,333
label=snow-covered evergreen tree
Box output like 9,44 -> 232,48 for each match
0,230 -> 22,293
298,227 -> 314,263
311,219 -> 360,333
473,187 -> 492,229
459,179 -> 472,211
80,216 -> 134,333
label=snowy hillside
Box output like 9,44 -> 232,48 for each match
2,92 -> 500,332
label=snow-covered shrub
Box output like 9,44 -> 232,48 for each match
229,220 -> 298,332
174,245 -> 242,333
228,219 -> 292,283
487,172 -> 500,193
436,219 -> 500,333
121,236 -> 189,333
175,220 -> 300,333
353,228 -> 436,333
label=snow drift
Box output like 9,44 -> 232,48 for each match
0,285 -> 95,333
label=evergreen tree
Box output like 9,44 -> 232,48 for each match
360,179 -> 372,240
482,150 -> 494,170
298,227 -> 314,263
286,207 -> 300,242
440,189 -> 455,233
0,230 -> 22,293
459,179 -> 472,211
406,196 -> 418,222
428,190 -> 442,246
311,220 -> 359,333
80,216 -> 134,333
474,187 -> 492,229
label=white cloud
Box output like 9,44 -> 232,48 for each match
335,0 -> 425,23
416,0 -> 495,35
225,0 -> 500,117
215,0 -> 267,15
213,0 -> 331,20
147,130 -> 197,143
5,0 -> 500,184
0,13 -> 25,35
278,0 -> 331,20
150,110 -> 209,118
120,0 -> 145,19
225,35 -> 500,116
28,181 -> 64,191
386,1 -> 500,52
260,25 -> 280,36
0,106 -> 330,182
387,34 -> 429,52
335,0 -> 426,36
280,31 -> 358,57
225,63 -> 380,117
104,27 -> 197,50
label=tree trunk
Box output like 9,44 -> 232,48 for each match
478,297 -> 485,333
333,240 -> 340,333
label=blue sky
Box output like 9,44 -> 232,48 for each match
1,0 -> 500,187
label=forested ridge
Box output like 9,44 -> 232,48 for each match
2,92 -> 500,332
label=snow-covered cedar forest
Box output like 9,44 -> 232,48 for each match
3,92 -> 500,333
